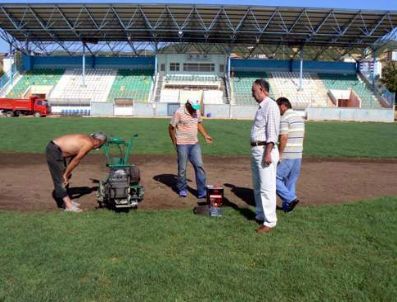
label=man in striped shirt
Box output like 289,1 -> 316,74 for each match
168,99 -> 213,199
276,97 -> 305,213
251,79 -> 280,234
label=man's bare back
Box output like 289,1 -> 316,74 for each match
53,134 -> 94,158
47,132 -> 107,211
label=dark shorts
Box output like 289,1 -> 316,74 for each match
46,141 -> 68,199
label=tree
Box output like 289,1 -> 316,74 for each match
381,62 -> 397,104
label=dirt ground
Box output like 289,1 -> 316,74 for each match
0,153 -> 396,212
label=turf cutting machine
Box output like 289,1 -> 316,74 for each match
97,134 -> 144,209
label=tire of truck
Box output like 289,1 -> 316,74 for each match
14,111 -> 20,117
34,112 -> 41,118
5,111 -> 14,118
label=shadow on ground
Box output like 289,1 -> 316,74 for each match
52,186 -> 98,208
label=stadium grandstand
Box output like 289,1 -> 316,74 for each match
0,3 -> 396,121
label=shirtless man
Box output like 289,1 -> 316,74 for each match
45,132 -> 107,212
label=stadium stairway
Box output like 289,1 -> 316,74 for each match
318,73 -> 381,109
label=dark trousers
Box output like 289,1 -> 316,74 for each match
46,141 -> 68,199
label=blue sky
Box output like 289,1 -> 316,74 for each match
1,0 -> 396,52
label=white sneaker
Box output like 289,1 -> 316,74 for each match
64,205 -> 83,213
72,201 -> 81,207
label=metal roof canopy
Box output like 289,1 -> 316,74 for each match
0,3 -> 396,59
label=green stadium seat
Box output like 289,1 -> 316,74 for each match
7,69 -> 64,98
107,69 -> 154,103
231,71 -> 273,105
318,73 -> 380,109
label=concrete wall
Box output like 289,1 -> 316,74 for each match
153,103 -> 169,116
63,102 -> 395,123
134,103 -> 155,116
230,105 -> 257,119
306,107 -> 394,123
203,104 -> 230,118
114,106 -> 133,116
91,102 -> 114,116
348,91 -> 361,108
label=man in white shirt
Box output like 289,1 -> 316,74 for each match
250,79 -> 280,233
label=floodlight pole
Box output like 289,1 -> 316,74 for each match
227,55 -> 231,78
25,39 -> 30,55
82,42 -> 86,86
371,48 -> 376,90
299,49 -> 304,91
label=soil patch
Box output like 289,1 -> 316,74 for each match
0,153 -> 396,212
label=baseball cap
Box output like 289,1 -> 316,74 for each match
90,131 -> 107,143
188,99 -> 201,110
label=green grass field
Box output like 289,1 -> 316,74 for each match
0,117 -> 396,157
1,197 -> 396,301
0,117 -> 396,301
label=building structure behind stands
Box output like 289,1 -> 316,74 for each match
154,54 -> 228,116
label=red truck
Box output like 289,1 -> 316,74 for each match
0,96 -> 50,117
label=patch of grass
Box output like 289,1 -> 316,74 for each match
304,121 -> 397,158
0,197 -> 396,301
0,118 -> 396,157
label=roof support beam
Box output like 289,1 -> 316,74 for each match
221,8 -> 235,32
83,6 -> 100,30
314,10 -> 334,34
180,7 -> 195,30
288,9 -> 306,33
277,10 -> 289,33
55,6 -> 94,56
251,8 -> 278,44
0,6 -> 29,39
55,6 -> 81,39
320,11 -> 364,48
0,4 -> 395,58
139,6 -> 157,42
27,6 -> 72,55
193,7 -> 209,32
369,12 -> 390,36
229,8 -> 251,42
110,6 -> 139,56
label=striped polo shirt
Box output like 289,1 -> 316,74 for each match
280,109 -> 305,159
170,106 -> 202,145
